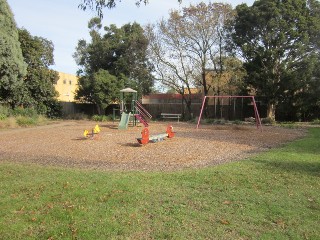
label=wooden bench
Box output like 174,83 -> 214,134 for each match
161,113 -> 182,122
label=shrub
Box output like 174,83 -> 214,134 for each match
261,117 -> 275,125
45,101 -> 63,119
278,122 -> 297,129
0,117 -> 17,128
92,115 -> 109,122
0,105 -> 9,119
0,114 -> 7,120
204,118 -> 215,124
11,107 -> 37,118
15,116 -> 38,127
311,119 -> 320,125
233,119 -> 243,125
214,119 -> 226,125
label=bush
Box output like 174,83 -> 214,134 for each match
44,101 -> 63,119
214,119 -> 226,125
0,117 -> 17,128
204,118 -> 216,124
0,105 -> 9,119
15,116 -> 38,127
278,122 -> 298,129
233,119 -> 243,125
311,119 -> 320,125
92,115 -> 110,122
0,106 -> 50,129
0,114 -> 7,120
261,117 -> 275,125
10,107 -> 37,118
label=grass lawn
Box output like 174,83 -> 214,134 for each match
0,128 -> 319,239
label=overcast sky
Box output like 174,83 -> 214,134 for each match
7,0 -> 254,75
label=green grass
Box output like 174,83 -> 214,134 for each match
0,128 -> 319,239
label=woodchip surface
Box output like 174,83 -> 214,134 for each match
0,120 -> 307,171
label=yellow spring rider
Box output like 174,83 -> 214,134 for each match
83,124 -> 101,140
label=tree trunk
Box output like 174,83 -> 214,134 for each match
185,100 -> 192,120
182,96 -> 192,120
267,103 -> 276,121
96,104 -> 102,115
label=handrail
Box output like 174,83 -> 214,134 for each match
135,100 -> 152,119
136,108 -> 149,121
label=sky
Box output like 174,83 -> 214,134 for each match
7,0 -> 254,75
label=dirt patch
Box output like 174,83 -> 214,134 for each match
0,120 -> 307,171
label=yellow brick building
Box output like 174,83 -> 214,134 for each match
55,72 -> 78,102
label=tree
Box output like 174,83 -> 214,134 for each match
145,21 -> 196,119
109,23 -> 154,95
76,69 -> 124,114
230,0 -> 320,120
145,2 -> 235,118
78,0 -> 182,18
18,28 -> 61,117
0,0 -> 27,107
74,19 -> 153,112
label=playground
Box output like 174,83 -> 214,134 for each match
0,120 -> 306,171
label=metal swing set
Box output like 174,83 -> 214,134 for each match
196,95 -> 262,131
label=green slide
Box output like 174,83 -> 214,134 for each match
118,112 -> 131,129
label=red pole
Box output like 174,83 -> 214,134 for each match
196,96 -> 262,131
252,96 -> 262,131
197,96 -> 207,129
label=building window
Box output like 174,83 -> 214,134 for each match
63,79 -> 66,84
69,80 -> 72,85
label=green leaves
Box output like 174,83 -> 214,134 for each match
74,20 -> 153,113
0,0 -> 27,107
18,29 -> 61,117
232,0 -> 320,120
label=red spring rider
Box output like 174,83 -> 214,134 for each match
137,125 -> 174,145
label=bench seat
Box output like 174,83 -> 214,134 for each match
161,113 -> 181,122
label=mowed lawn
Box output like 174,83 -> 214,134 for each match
0,128 -> 319,239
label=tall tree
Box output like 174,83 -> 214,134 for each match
109,23 -> 154,95
76,69 -> 124,114
0,0 -> 27,107
230,0 -> 320,120
18,29 -> 61,117
74,19 -> 153,112
78,0 -> 182,18
145,2 -> 235,118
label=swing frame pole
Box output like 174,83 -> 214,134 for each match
196,95 -> 262,131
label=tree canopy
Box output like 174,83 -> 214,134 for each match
146,2 -> 239,118
18,29 -> 61,117
74,19 -> 154,113
231,0 -> 320,120
79,0 -> 182,18
0,0 -> 27,107
76,69 -> 124,114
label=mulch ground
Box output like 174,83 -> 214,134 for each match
0,120 -> 307,171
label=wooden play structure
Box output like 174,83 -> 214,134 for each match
83,124 -> 101,140
137,125 -> 175,145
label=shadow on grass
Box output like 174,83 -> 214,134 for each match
252,158 -> 320,176
250,128 -> 320,176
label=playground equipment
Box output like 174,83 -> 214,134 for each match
83,124 -> 101,139
118,112 -> 132,130
137,125 -> 175,145
196,95 -> 262,131
117,88 -> 152,129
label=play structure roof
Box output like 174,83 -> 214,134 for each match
120,88 -> 137,93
